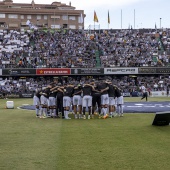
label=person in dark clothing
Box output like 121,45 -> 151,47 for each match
55,83 -> 65,118
3,92 -> 6,99
167,85 -> 169,97
91,81 -> 101,119
50,82 -> 64,118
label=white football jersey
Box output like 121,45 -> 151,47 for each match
140,85 -> 146,93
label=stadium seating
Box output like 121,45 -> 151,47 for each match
0,28 -> 170,69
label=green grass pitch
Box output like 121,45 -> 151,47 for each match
0,97 -> 170,170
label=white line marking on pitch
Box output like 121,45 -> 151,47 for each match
17,106 -> 34,111
144,106 -> 155,107
127,106 -> 142,107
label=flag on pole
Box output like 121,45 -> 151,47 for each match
94,11 -> 98,22
108,10 -> 110,24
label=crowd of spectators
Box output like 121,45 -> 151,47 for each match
0,75 -> 170,98
0,29 -> 97,69
100,29 -> 170,67
0,28 -> 170,68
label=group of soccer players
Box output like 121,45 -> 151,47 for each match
33,79 -> 124,119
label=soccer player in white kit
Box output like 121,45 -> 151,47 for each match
40,86 -> 50,118
115,86 -> 124,117
63,83 -> 74,119
73,83 -> 82,119
33,90 -> 41,117
96,79 -> 109,119
82,81 -> 93,119
48,84 -> 57,118
106,81 -> 116,118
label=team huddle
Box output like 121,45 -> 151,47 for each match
33,79 -> 124,119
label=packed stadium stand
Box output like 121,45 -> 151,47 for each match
0,28 -> 170,69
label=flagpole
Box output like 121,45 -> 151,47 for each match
134,9 -> 135,29
155,22 -> 157,31
108,10 -> 109,30
67,11 -> 69,30
94,20 -> 95,31
94,10 -> 95,31
121,9 -> 122,29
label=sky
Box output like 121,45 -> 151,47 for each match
13,0 -> 170,29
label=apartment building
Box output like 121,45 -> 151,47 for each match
0,0 -> 84,29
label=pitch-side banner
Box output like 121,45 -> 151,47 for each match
0,69 -> 2,75
71,68 -> 104,75
138,67 -> 170,74
150,91 -> 167,97
2,69 -> 36,75
19,93 -> 34,98
104,68 -> 138,74
36,68 -> 71,75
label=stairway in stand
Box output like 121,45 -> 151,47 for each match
95,50 -> 101,67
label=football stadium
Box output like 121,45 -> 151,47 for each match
0,0 -> 170,170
